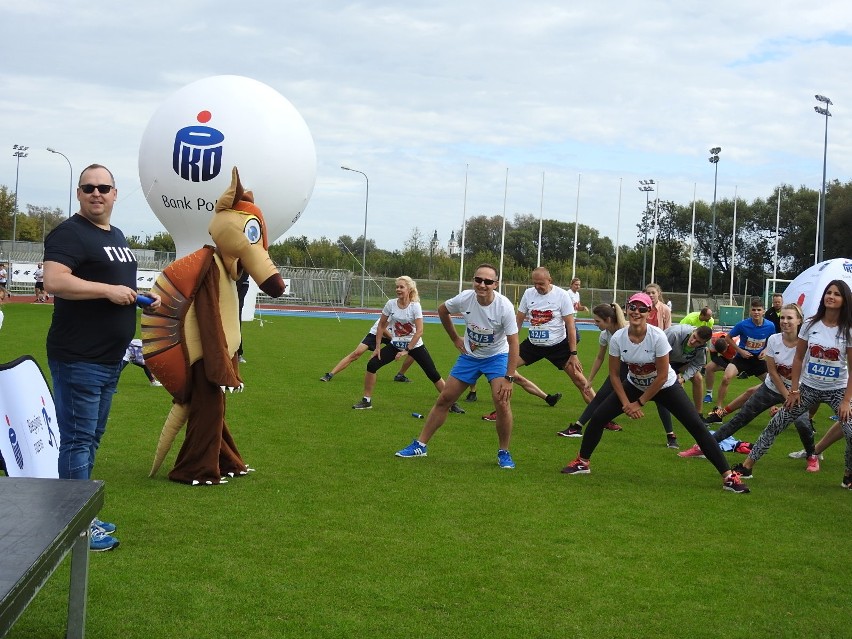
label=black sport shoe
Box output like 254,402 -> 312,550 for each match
557,424 -> 583,438
449,403 -> 465,414
352,398 -> 372,410
393,373 -> 412,383
465,391 -> 478,402
545,393 -> 563,407
705,407 -> 725,423
666,435 -> 680,449
731,462 -> 752,479
723,472 -> 750,494
320,372 -> 333,382
842,473 -> 852,489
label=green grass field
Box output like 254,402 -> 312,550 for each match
2,304 -> 850,639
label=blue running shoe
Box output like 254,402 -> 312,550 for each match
396,439 -> 427,457
93,518 -> 116,534
703,392 -> 713,404
90,526 -> 120,552
497,449 -> 515,469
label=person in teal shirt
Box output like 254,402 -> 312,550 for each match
681,306 -> 714,328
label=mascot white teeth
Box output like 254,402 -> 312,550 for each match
142,167 -> 285,485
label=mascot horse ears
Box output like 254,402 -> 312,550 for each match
216,167 -> 257,213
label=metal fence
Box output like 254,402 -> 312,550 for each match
2,241 -> 749,316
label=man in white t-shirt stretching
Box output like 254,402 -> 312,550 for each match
395,264 -> 520,468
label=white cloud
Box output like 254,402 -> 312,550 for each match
2,0 -> 851,258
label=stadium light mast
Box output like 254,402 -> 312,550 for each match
814,94 -> 832,263
11,144 -> 29,252
638,179 -> 655,286
708,147 -> 721,295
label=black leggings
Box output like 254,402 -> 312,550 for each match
580,381 -> 730,475
577,362 -> 628,424
366,343 -> 441,383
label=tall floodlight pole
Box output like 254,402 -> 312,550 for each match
498,168 -> 509,293
686,184 -> 697,313
650,185 -> 661,284
613,178 -> 623,297
536,171 -> 545,267
429,230 -> 438,279
341,166 -> 369,307
729,186 -> 738,305
458,165 -> 469,293
11,144 -> 29,252
708,147 -> 721,294
638,179 -> 655,286
814,94 -> 832,263
571,173 -> 581,279
47,147 -> 74,218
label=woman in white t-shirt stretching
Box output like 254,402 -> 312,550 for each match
561,292 -> 750,494
736,279 -> 852,485
679,303 -> 815,460
351,276 -> 464,414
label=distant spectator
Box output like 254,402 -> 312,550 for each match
645,283 -> 672,329
120,339 -> 162,386
34,262 -> 47,302
681,306 -> 714,328
764,293 -> 784,333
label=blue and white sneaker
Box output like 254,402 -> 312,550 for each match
395,439 -> 427,458
497,449 -> 515,469
90,526 -> 120,552
92,518 -> 116,534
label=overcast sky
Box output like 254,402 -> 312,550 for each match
2,1 -> 851,258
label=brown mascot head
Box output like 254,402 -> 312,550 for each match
209,167 -> 286,297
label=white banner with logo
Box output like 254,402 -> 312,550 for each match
0,356 -> 59,478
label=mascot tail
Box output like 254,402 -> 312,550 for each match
149,403 -> 190,477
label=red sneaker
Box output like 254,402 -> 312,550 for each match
677,444 -> 705,458
560,457 -> 591,474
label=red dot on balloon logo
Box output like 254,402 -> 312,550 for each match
197,111 -> 212,123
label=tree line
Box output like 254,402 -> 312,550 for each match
2,180 -> 848,294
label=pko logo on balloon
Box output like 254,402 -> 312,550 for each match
173,111 -> 224,183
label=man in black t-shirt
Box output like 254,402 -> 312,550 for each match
44,163 -> 160,552
764,293 -> 783,333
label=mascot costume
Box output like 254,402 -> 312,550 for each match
142,167 -> 285,485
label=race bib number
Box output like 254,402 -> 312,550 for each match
391,338 -> 411,351
744,337 -> 767,352
529,329 -> 550,345
807,360 -> 841,379
467,327 -> 495,346
628,362 -> 657,388
630,373 -> 656,388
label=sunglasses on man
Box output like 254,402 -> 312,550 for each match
473,276 -> 496,286
79,184 -> 114,194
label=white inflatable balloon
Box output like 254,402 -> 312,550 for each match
782,258 -> 852,319
139,75 -> 316,257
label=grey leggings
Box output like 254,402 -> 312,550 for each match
712,383 -> 814,450
748,383 -> 852,470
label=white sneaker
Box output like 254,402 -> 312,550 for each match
788,449 -> 823,460
151,380 -> 163,387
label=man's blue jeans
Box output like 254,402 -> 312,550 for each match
49,359 -> 121,480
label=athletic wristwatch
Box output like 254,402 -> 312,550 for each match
504,375 -> 515,382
